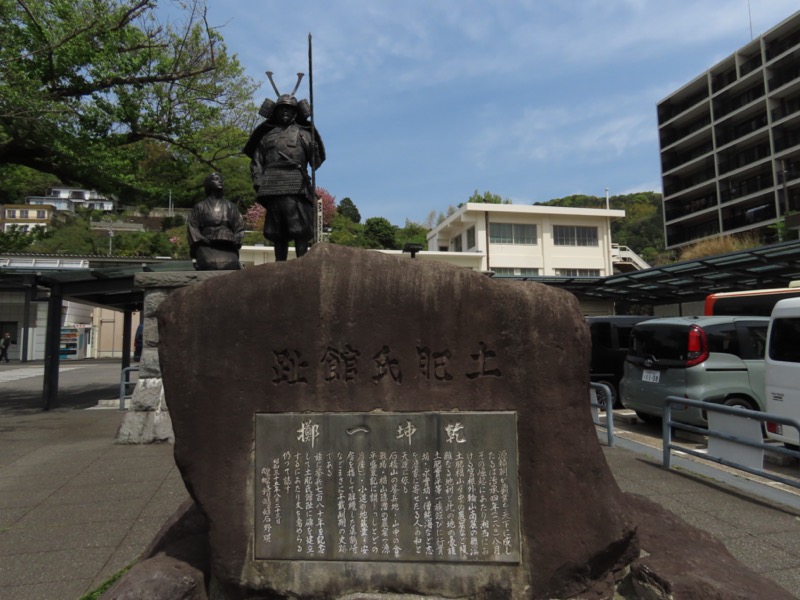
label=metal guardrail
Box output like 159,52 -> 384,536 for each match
663,396 -> 800,490
590,383 -> 615,447
119,366 -> 139,410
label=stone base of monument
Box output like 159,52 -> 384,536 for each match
101,246 -> 794,600
102,492 -> 789,600
115,378 -> 174,444
114,271 -> 228,445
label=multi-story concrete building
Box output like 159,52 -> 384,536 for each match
425,203 -> 643,277
0,204 -> 56,233
658,9 -> 800,249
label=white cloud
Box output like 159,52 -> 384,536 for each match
468,89 -> 658,168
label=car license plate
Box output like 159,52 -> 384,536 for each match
642,369 -> 660,383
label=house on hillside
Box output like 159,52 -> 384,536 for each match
0,204 -> 57,233
27,186 -> 116,213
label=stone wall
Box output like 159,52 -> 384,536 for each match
115,270 -> 229,444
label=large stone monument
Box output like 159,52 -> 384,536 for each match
103,244 -> 794,600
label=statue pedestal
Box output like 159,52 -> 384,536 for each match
115,270 -> 232,445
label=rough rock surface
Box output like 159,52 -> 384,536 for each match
156,244 -> 637,599
104,244 -> 794,600
101,500 -> 209,599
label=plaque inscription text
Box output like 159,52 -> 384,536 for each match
254,412 -> 520,563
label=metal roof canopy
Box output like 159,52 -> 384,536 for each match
0,260 -> 194,410
8,260 -> 196,311
5,240 -> 800,310
513,239 -> 800,304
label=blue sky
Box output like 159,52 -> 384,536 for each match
193,1 -> 799,227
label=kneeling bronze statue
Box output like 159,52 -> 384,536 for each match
186,172 -> 245,270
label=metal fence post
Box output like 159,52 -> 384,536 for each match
662,402 -> 672,469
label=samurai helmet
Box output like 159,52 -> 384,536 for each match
258,98 -> 275,119
275,94 -> 298,109
261,71 -> 306,121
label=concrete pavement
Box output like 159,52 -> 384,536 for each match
0,360 -> 799,599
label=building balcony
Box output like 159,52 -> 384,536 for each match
661,141 -> 714,173
719,170 -> 775,203
659,115 -> 712,148
666,218 -> 720,247
713,84 -> 765,119
663,166 -> 717,197
657,86 -> 710,124
714,113 -> 768,146
664,193 -> 719,222
717,141 -> 771,176
765,27 -> 800,61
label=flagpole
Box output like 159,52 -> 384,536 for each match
308,33 -> 320,244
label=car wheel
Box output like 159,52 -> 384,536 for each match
635,411 -> 661,425
723,396 -> 757,411
594,381 -> 617,410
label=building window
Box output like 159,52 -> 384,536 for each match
489,223 -> 537,244
466,226 -> 476,249
36,210 -> 46,219
493,267 -> 539,277
452,235 -> 463,252
555,268 -> 601,277
553,225 -> 598,246
20,209 -> 28,218
6,209 -> 16,218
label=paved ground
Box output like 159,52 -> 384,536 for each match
1,360 -> 800,599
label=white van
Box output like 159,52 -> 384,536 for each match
764,298 -> 800,448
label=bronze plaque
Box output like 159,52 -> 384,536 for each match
254,412 -> 520,563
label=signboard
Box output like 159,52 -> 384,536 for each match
254,412 -> 520,563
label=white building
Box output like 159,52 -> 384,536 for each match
426,203 -> 629,277
27,187 -> 116,212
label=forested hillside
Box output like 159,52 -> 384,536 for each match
538,192 -> 665,264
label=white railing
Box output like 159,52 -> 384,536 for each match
0,257 -> 90,269
611,243 -> 651,270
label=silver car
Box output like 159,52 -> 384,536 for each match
620,316 -> 769,426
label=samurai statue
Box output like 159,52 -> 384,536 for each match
244,73 -> 325,261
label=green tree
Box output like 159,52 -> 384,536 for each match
112,230 -> 173,257
160,215 -> 185,232
28,220 -> 100,254
467,190 -> 511,204
337,197 -> 361,223
165,225 -> 190,259
396,219 -> 429,249
0,224 -> 50,251
0,165 -> 60,203
362,217 -> 398,249
329,213 -> 366,247
0,0 -> 258,200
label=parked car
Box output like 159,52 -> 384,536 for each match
620,315 -> 769,426
764,298 -> 800,449
586,315 -> 653,407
